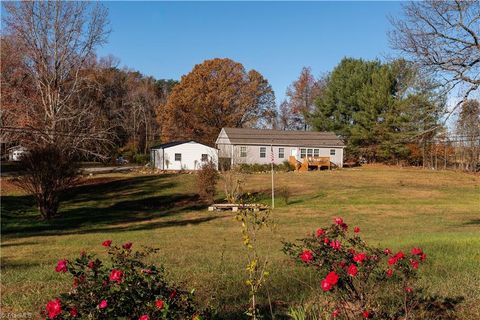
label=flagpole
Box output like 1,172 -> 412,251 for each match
271,141 -> 274,209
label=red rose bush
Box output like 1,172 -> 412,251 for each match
283,218 -> 428,319
42,241 -> 203,319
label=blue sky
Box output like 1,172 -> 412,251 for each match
98,1 -> 404,104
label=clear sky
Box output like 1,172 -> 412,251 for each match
98,1 -> 403,104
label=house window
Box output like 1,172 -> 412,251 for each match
307,148 -> 313,157
330,149 -> 336,156
201,154 -> 208,161
314,149 -> 319,157
278,148 -> 285,159
260,147 -> 266,158
175,153 -> 182,161
240,146 -> 247,158
300,148 -> 306,159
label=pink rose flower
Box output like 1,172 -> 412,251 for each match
55,260 -> 68,273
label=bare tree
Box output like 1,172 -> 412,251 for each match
2,1 -> 112,157
390,1 -> 480,115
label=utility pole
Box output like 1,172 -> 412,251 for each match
271,141 -> 275,209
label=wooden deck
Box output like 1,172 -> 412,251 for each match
208,203 -> 269,212
289,156 -> 332,172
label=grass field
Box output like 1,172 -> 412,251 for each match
1,165 -> 479,319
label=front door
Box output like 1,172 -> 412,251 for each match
291,148 -> 297,160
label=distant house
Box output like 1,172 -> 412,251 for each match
8,146 -> 28,161
215,128 -> 345,169
150,141 -> 218,171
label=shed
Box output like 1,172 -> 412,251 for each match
150,141 -> 218,171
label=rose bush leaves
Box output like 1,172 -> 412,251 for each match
43,242 -> 203,319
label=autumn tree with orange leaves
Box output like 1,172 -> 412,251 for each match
161,58 -> 276,145
285,67 -> 323,131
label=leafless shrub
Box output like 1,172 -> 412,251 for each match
222,167 -> 244,203
12,146 -> 80,220
196,161 -> 219,203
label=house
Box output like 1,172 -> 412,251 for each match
215,128 -> 345,169
8,146 -> 28,161
150,141 -> 218,171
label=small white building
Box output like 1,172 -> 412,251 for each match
8,146 -> 28,161
150,141 -> 218,171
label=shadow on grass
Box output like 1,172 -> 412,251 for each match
1,175 -> 221,238
463,219 -> 480,225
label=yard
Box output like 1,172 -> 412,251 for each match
1,165 -> 479,318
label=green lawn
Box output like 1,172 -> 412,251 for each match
1,166 -> 479,318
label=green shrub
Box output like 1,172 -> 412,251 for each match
132,153 -> 150,164
42,241 -> 203,319
238,162 -> 294,174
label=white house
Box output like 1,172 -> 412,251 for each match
8,146 -> 28,161
150,141 -> 218,171
215,128 -> 345,168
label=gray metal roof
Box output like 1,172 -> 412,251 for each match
222,128 -> 345,147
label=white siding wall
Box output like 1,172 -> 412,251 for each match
232,145 -> 294,165
230,145 -> 344,167
152,142 -> 218,170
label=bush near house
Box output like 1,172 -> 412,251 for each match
238,161 -> 295,174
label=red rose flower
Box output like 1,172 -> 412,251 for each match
410,259 -> 419,269
388,257 -> 397,265
334,217 -> 344,225
70,307 -> 78,317
87,261 -> 95,269
169,290 -> 177,300
383,248 -> 392,255
329,240 -> 341,250
109,269 -> 123,283
362,310 -> 370,318
354,226 -> 360,233
55,260 -> 68,273
139,315 -> 149,320
325,271 -> 339,285
411,247 -> 423,255
300,249 -> 313,263
347,264 -> 358,277
386,269 -> 394,277
321,279 -> 333,291
98,300 -> 108,309
353,252 -> 367,263
316,228 -> 325,237
339,260 -> 346,268
340,223 -> 348,231
323,237 -> 329,244
155,299 -> 164,309
405,287 -> 413,293
102,240 -> 112,247
394,251 -> 405,259
332,309 -> 340,318
420,253 -> 427,261
122,242 -> 133,250
46,298 -> 62,319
